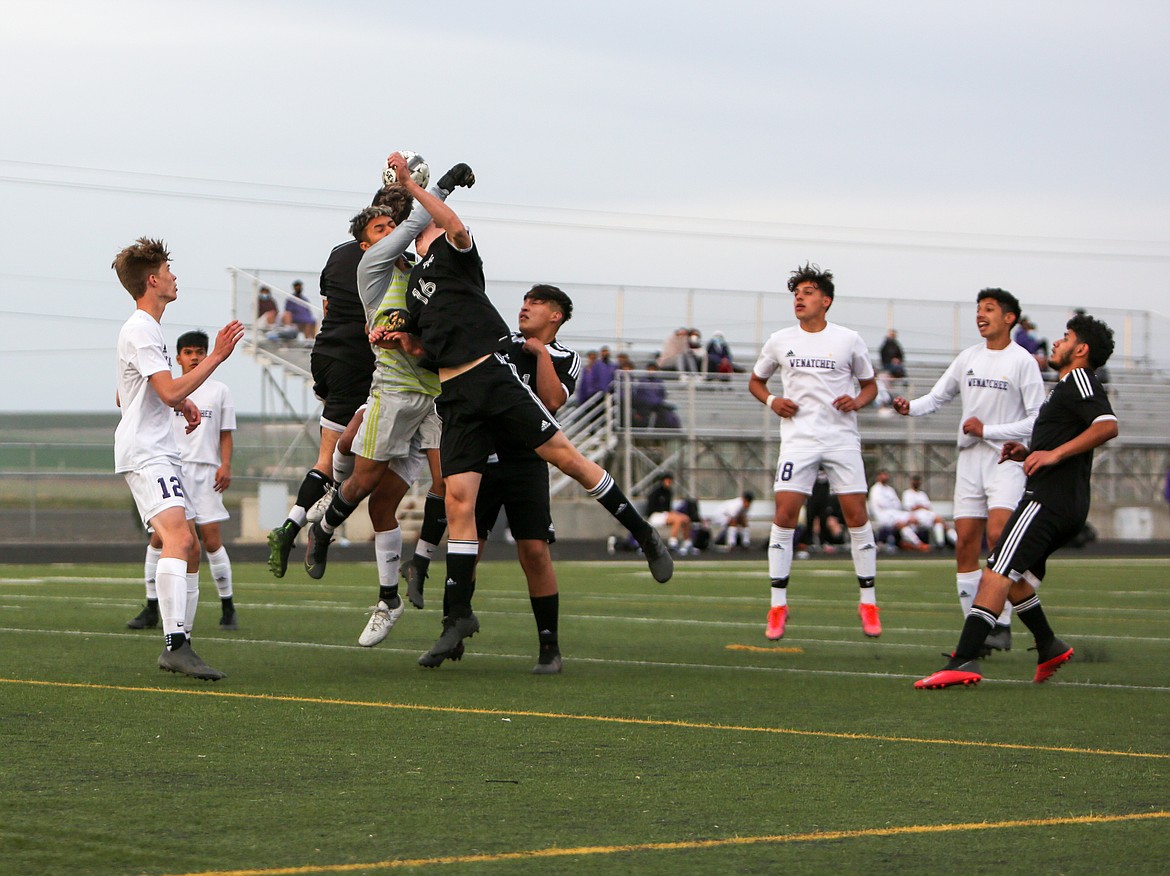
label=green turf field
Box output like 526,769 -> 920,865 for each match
1,557 -> 1167,875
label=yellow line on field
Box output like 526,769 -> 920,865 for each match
3,677 -> 1167,760
160,811 -> 1170,875
725,643 -> 805,654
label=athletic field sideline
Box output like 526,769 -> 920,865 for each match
1,557 -> 1166,875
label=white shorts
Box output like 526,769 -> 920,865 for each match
180,462 -> 230,525
418,404 -> 441,451
648,511 -> 670,527
353,390 -> 435,463
125,460 -> 194,530
953,442 -> 1026,519
773,448 -> 868,496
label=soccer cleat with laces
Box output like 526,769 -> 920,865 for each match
158,641 -> 226,681
914,658 -> 982,689
358,597 -> 405,647
127,602 -> 160,629
532,643 -> 563,675
858,602 -> 882,637
1032,637 -> 1073,683
636,528 -> 674,583
765,605 -> 788,640
267,521 -> 296,578
305,483 -> 336,525
418,612 -> 480,668
304,522 -> 333,580
403,562 -> 426,609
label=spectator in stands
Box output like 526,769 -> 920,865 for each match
595,345 -> 617,392
631,362 -> 679,428
575,350 -> 600,402
706,331 -> 738,374
1014,316 -> 1047,368
658,327 -> 704,372
282,279 -> 318,339
901,474 -> 955,548
867,469 -> 929,552
879,329 -> 906,379
805,468 -> 846,552
256,285 -> 278,329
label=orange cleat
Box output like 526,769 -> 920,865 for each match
858,602 -> 882,637
1033,638 -> 1074,683
914,660 -> 982,689
765,605 -> 788,640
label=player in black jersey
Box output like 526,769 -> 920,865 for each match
382,152 -> 673,668
916,313 -> 1118,689
265,186 -> 412,578
473,285 -> 581,674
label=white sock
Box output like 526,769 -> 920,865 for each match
206,546 -> 233,599
375,528 -> 403,593
996,601 -> 1013,626
415,539 -> 437,561
332,447 -> 355,482
932,522 -> 945,547
741,530 -> 751,548
899,525 -> 921,545
849,524 -> 877,580
155,558 -> 188,639
956,570 -> 982,616
726,525 -> 738,547
144,545 -> 162,601
184,571 -> 200,634
768,525 -> 794,582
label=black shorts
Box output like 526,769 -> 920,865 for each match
986,495 -> 1085,583
475,458 -> 554,542
437,354 -> 559,477
311,352 -> 375,430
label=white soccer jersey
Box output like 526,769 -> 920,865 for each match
901,488 -> 933,513
713,497 -> 747,526
114,310 -> 179,473
906,342 -> 1045,450
753,322 -> 875,451
174,379 -> 236,466
868,482 -> 904,518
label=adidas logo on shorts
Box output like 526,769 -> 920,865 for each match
540,419 -> 552,431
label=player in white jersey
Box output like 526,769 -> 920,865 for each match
893,288 -> 1045,652
112,238 -> 243,680
748,264 -> 882,640
128,331 -> 240,633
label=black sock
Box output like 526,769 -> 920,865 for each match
589,473 -> 651,540
220,596 -> 234,612
950,606 -> 997,664
445,543 -> 478,615
530,593 -> 559,643
296,469 -> 333,514
420,492 -> 448,545
1012,594 -> 1055,648
379,585 -> 399,604
146,598 -> 160,610
323,486 -> 360,530
165,631 -> 187,651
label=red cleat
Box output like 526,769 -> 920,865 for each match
858,602 -> 882,637
765,605 -> 788,640
1033,638 -> 1074,683
914,660 -> 982,689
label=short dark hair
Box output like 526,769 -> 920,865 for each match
1067,313 -> 1115,370
112,237 -> 170,299
787,263 -> 834,299
977,287 -> 1021,324
524,284 -> 573,323
176,330 -> 209,351
349,205 -> 398,244
370,184 -> 413,224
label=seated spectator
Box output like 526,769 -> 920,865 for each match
282,279 -> 318,339
868,469 -> 929,552
879,328 -> 906,378
900,474 -> 955,548
631,363 -> 680,428
657,327 -> 704,372
644,472 -> 693,553
675,495 -> 709,554
256,285 -> 279,329
804,468 -> 846,552
706,331 -> 738,374
713,490 -> 755,550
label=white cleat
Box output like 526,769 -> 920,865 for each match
358,597 -> 405,647
306,484 -> 337,525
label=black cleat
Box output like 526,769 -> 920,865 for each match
403,561 -> 426,609
532,643 -> 563,675
418,612 -> 479,668
304,522 -> 332,580
267,521 -> 296,578
984,624 -> 1012,652
636,528 -> 674,583
1033,637 -> 1074,683
219,609 -> 239,631
158,641 -> 226,681
126,602 -> 160,629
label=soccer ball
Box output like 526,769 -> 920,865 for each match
382,151 -> 430,188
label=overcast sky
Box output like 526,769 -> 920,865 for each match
2,0 -> 1167,413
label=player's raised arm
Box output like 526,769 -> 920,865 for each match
387,152 -> 473,250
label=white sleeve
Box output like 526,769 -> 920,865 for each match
907,354 -> 962,417
982,360 -> 1046,443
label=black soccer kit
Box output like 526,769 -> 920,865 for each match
475,333 -> 581,541
309,240 -> 376,428
407,234 -> 559,476
987,367 -> 1116,580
